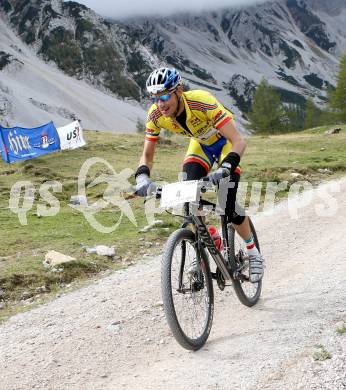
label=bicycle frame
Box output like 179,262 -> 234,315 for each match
183,201 -> 237,282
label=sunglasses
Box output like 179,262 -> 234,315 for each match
151,93 -> 173,103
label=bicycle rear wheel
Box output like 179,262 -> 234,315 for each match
161,228 -> 214,351
229,218 -> 262,307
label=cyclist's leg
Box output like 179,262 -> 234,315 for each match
219,142 -> 264,282
219,141 -> 253,233
218,140 -> 243,224
234,214 -> 264,282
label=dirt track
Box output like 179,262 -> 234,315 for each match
0,178 -> 345,390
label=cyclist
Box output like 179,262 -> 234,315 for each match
135,67 -> 264,283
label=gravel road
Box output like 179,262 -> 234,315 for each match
0,178 -> 345,390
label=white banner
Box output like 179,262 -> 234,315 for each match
57,120 -> 86,150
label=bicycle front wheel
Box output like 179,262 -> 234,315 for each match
161,228 -> 214,351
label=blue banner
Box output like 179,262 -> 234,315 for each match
0,121 -> 60,164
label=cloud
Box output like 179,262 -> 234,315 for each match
73,0 -> 268,19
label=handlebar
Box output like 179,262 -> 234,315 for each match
199,179 -> 215,193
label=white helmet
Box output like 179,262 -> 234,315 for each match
146,67 -> 181,94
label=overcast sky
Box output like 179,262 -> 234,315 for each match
74,0 -> 268,19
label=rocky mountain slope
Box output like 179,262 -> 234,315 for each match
122,0 -> 346,114
0,15 -> 146,130
0,0 -> 345,128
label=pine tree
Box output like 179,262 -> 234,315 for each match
304,98 -> 321,129
248,79 -> 285,133
329,53 -> 346,122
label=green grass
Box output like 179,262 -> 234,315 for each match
243,127 -> 346,181
336,325 -> 346,335
0,125 -> 345,321
313,344 -> 332,361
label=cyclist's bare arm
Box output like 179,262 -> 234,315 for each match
139,139 -> 157,170
218,119 -> 246,157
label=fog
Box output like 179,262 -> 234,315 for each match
73,0 -> 268,19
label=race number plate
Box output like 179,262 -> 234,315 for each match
160,180 -> 199,208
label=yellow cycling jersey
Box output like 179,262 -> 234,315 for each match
145,90 -> 234,146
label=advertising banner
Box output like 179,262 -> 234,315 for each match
57,120 -> 86,150
0,121 -> 60,164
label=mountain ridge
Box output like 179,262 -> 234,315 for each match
0,0 -> 345,128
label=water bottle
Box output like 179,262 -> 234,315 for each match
207,225 -> 224,251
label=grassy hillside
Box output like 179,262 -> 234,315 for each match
0,125 -> 345,321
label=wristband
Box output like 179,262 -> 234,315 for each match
135,165 -> 150,179
221,152 -> 240,173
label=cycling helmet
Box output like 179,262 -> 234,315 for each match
146,67 -> 181,94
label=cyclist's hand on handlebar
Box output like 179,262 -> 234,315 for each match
203,162 -> 232,186
135,173 -> 157,197
143,185 -> 162,203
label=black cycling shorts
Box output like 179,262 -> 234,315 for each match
182,162 -> 245,225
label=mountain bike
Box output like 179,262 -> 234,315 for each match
157,179 -> 262,351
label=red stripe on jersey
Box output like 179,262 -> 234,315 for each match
145,136 -> 159,143
149,109 -> 162,122
215,117 -> 231,130
186,99 -> 217,108
188,104 -> 217,111
214,112 -> 227,125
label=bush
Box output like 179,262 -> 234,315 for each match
136,118 -> 146,134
